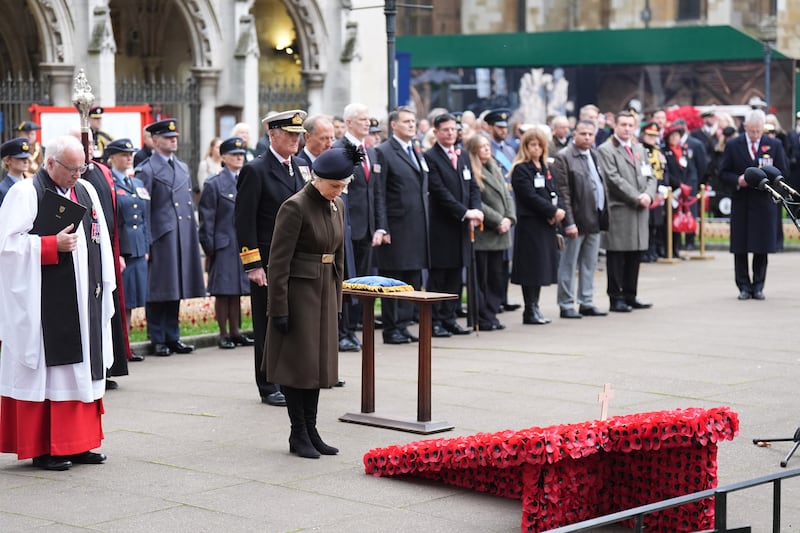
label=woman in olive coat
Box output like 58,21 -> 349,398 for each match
266,145 -> 360,459
466,135 -> 516,330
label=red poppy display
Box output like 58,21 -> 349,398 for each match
364,407 -> 738,533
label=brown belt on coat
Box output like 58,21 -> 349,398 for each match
294,251 -> 335,263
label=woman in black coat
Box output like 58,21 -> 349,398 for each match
510,127 -> 565,325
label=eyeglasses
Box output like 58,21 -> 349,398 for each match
54,159 -> 88,175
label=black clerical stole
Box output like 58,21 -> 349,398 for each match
31,171 -> 105,380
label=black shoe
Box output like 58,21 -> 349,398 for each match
400,328 -> 418,342
444,322 -> 471,335
130,352 -> 145,362
610,300 -> 633,313
559,308 -> 582,319
262,391 -> 287,406
166,340 -> 194,354
626,299 -> 653,310
522,315 -> 550,325
105,379 -> 118,391
431,324 -> 452,338
737,290 -> 752,300
456,307 -> 468,318
503,303 -> 521,311
153,343 -> 171,356
32,455 -> 72,471
383,330 -> 412,344
579,305 -> 608,317
347,333 -> 362,347
230,334 -> 255,346
218,337 -> 236,350
753,290 -> 765,300
478,322 -> 505,331
68,451 -> 107,464
374,319 -> 383,330
334,380 -> 346,387
338,337 -> 360,352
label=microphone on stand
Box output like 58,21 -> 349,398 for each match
744,167 -> 785,202
762,165 -> 800,198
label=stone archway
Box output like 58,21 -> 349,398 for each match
27,0 -> 73,67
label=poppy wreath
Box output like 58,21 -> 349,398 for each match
364,407 -> 738,533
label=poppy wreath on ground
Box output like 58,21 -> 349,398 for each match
364,407 -> 738,533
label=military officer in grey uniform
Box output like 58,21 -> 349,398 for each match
136,119 -> 205,356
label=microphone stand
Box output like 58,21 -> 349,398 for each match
753,428 -> 800,468
776,187 -> 800,232
752,187 -> 800,466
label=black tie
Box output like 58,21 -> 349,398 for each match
124,176 -> 132,189
168,158 -> 175,170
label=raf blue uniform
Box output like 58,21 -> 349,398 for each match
198,166 -> 249,296
136,119 -> 205,354
0,137 -> 32,206
112,168 -> 150,309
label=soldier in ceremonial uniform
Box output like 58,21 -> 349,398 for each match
639,122 -> 669,262
106,138 -> 149,362
89,107 -> 114,163
0,138 -> 32,206
137,119 -> 205,356
235,109 -> 310,407
15,121 -> 43,175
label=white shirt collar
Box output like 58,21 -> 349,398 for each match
345,132 -> 365,147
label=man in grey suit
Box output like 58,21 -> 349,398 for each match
595,111 -> 657,313
552,120 -> 608,319
372,107 -> 430,344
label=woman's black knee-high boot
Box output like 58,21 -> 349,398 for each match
283,386 -> 320,459
303,388 -> 338,455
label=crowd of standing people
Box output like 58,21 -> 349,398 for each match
0,97 -> 793,467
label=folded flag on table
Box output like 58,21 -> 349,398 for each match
343,276 -> 414,293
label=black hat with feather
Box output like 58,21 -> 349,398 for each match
312,141 -> 364,180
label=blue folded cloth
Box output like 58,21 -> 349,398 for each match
343,276 -> 413,292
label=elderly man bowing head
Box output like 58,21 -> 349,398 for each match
0,135 -> 116,471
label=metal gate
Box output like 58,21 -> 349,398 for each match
258,80 -> 308,117
117,77 -> 201,186
0,73 -> 49,140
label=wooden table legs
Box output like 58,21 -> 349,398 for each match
339,294 -> 454,434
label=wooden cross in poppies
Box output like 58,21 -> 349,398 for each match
598,383 -> 614,421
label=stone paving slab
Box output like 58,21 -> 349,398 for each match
2,250 -> 800,532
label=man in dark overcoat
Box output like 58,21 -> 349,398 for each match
424,113 -> 483,337
235,110 -> 310,406
372,106 -> 430,344
718,109 -> 789,300
137,119 -> 205,356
